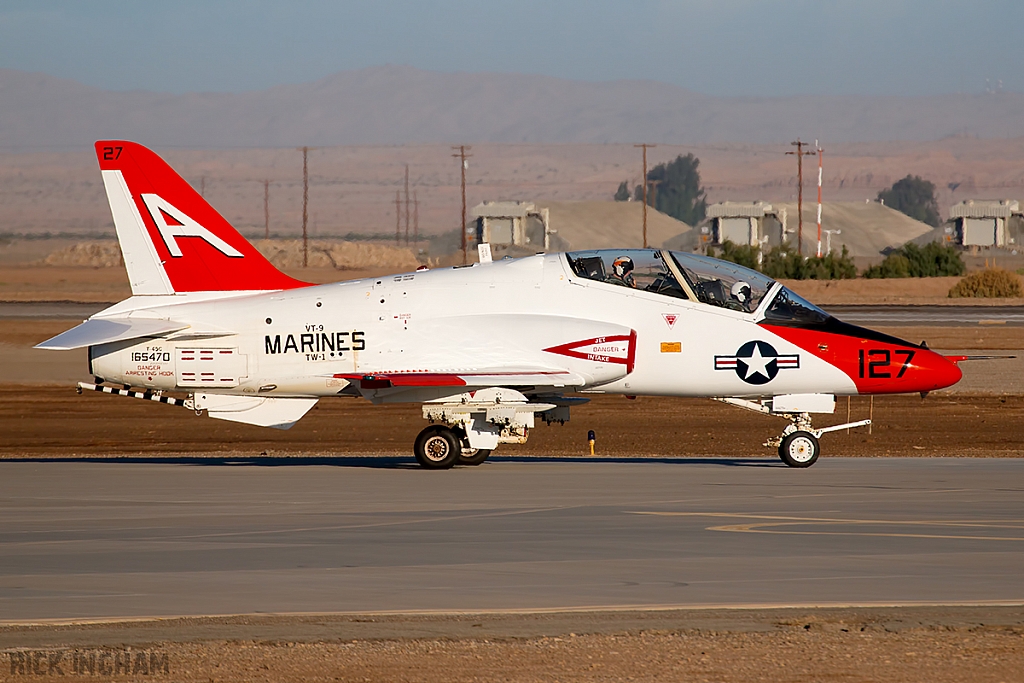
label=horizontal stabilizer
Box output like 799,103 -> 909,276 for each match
35,317 -> 188,350
191,393 -> 318,430
335,367 -> 586,390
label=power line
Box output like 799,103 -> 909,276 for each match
452,145 -> 472,264
263,179 -> 270,241
634,144 -> 656,248
395,190 -> 402,246
297,146 -> 319,268
786,138 -> 815,255
413,190 -> 419,244
404,164 -> 411,245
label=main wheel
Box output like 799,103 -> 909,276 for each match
778,430 -> 820,468
414,426 -> 460,469
459,448 -> 491,466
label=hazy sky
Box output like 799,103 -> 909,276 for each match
2,0 -> 1021,96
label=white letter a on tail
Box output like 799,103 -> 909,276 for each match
140,193 -> 243,258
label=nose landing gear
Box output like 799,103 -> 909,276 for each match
716,396 -> 871,468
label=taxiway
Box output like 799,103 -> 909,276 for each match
1,458 -> 1021,622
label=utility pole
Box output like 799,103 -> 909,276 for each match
395,191 -> 402,246
297,146 -> 317,268
404,164 -> 411,245
786,139 -> 815,256
634,144 -> 656,248
200,175 -> 206,198
413,190 -> 419,244
452,145 -> 472,264
263,179 -> 270,240
816,142 -> 824,258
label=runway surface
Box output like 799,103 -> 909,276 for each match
1,458 -> 1022,622
0,302 -> 106,319
825,305 -> 1024,326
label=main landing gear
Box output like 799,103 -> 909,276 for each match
411,388 -> 584,469
717,397 -> 871,468
412,425 -> 492,469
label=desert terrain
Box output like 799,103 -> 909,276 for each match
4,608 -> 1023,683
4,137 -> 1024,244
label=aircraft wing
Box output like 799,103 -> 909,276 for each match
35,317 -> 189,350
334,367 -> 586,390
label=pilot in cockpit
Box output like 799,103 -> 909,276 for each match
608,256 -> 637,288
731,281 -> 753,311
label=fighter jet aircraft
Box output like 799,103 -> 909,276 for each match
37,141 -> 966,468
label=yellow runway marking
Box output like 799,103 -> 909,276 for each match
629,512 -> 1024,542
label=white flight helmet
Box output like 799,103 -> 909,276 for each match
731,281 -> 753,304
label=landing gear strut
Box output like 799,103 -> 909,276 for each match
453,425 -> 491,466
716,397 -> 871,468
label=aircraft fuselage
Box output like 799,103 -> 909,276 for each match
89,251 -> 959,402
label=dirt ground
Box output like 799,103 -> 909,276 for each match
2,608 -> 1023,683
779,276 -> 1024,306
3,386 -> 1024,460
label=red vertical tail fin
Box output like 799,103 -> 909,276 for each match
96,140 -> 308,294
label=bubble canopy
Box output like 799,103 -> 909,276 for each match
668,251 -> 774,312
563,248 -> 837,328
565,249 -> 777,314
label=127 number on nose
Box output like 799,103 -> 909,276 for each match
858,349 -> 915,379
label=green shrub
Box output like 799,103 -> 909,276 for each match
760,244 -> 806,279
948,269 -> 1023,298
864,254 -> 911,278
709,240 -> 760,270
710,241 -> 857,280
813,245 -> 859,280
863,241 -> 965,278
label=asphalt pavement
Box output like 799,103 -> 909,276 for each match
825,305 -> 1024,326
1,458 -> 1021,622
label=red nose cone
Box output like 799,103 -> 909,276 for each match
915,350 -> 963,392
936,354 -> 964,389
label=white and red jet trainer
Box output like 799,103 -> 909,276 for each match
38,141 -> 965,468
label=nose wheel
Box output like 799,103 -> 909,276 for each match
778,430 -> 820,468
